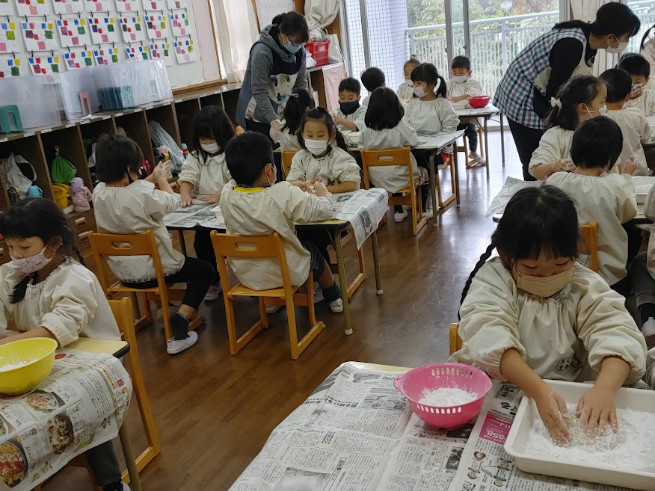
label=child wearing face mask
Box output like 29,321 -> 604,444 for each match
397,57 -> 420,107
547,117 -> 637,291
451,185 -> 647,445
332,77 -> 367,135
220,132 -> 344,313
529,75 -> 608,180
178,106 -> 235,300
0,199 -> 131,491
619,53 -> 655,117
93,135 -> 213,355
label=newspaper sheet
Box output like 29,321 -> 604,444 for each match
0,349 -> 132,490
486,177 -> 540,218
162,202 -> 226,230
331,189 -> 388,249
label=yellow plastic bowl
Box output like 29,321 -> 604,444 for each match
0,338 -> 58,395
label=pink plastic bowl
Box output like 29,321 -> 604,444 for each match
393,363 -> 492,429
468,95 -> 490,108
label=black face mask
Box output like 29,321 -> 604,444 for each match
339,100 -> 360,115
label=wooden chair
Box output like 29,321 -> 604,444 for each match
281,150 -> 296,179
88,230 -> 204,344
361,147 -> 428,235
436,152 -> 458,209
579,222 -> 599,273
449,322 -> 463,355
210,231 -> 325,359
457,125 -> 485,168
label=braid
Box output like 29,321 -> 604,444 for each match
459,243 -> 495,313
334,130 -> 348,152
10,273 -> 36,304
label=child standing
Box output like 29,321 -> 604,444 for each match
361,66 -> 386,106
547,116 -> 637,291
273,88 -> 315,151
451,185 -> 647,443
619,53 -> 655,117
179,106 -> 234,301
447,55 -> 485,167
397,58 -> 420,106
529,75 -> 607,180
93,135 -> 213,355
599,68 -> 652,176
361,87 -> 421,223
0,199 -> 129,491
220,132 -> 343,313
332,77 -> 367,135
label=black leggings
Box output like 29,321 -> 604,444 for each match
193,229 -> 219,283
458,122 -> 478,153
86,441 -> 121,487
122,256 -> 213,310
507,118 -> 544,181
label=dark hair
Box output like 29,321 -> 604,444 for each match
361,67 -> 386,92
364,88 -> 404,130
0,198 -> 82,303
404,58 -> 420,70
191,106 -> 235,162
298,107 -> 348,152
272,11 -> 309,43
618,52 -> 651,78
599,68 -> 632,102
546,75 -> 604,130
95,134 -> 143,183
554,2 -> 640,39
460,186 -> 579,305
641,26 -> 655,52
451,55 -> 471,71
225,132 -> 274,186
282,88 -> 315,134
410,63 -> 447,98
570,116 -> 622,170
338,77 -> 361,95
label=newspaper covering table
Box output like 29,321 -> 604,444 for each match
231,363 -> 633,491
162,202 -> 225,230
0,349 -> 132,490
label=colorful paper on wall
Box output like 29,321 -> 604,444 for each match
88,14 -> 119,44
63,47 -> 94,69
56,17 -> 91,48
170,10 -> 190,37
16,0 -> 48,17
149,40 -> 171,66
83,0 -> 112,13
0,56 -> 23,77
0,0 -> 15,16
125,43 -> 148,60
174,36 -> 194,64
21,21 -> 59,52
0,22 -> 20,54
115,0 -> 140,13
53,0 -> 84,15
28,55 -> 62,75
119,16 -> 144,43
143,0 -> 165,11
166,0 -> 185,9
93,46 -> 119,65
144,14 -> 166,40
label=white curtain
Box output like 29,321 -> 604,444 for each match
212,0 -> 259,83
570,0 -> 615,75
304,0 -> 340,39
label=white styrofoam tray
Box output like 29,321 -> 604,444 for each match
504,380 -> 655,491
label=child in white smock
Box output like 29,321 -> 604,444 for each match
620,53 -> 655,117
397,57 -> 420,106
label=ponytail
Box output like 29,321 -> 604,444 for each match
459,243 -> 495,312
334,130 -> 348,152
10,274 -> 36,304
435,75 -> 447,98
641,25 -> 655,51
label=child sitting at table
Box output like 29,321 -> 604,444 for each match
397,57 -> 420,106
332,77 -> 367,135
599,68 -> 652,176
93,135 -> 213,355
620,53 -> 655,117
546,116 -> 637,292
451,185 -> 647,444
361,87 -> 424,223
447,55 -> 485,167
220,131 -> 343,313
0,198 -> 129,491
179,105 -> 235,301
529,75 -> 607,180
272,88 -> 315,151
361,66 -> 385,106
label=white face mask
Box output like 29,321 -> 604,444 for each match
413,85 -> 427,98
516,267 -> 574,298
606,37 -> 628,54
10,245 -> 54,275
304,139 -> 328,156
451,75 -> 468,83
266,164 -> 277,186
584,104 -> 608,118
200,142 -> 220,154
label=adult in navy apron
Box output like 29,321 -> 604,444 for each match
494,2 -> 640,180
236,11 -> 310,138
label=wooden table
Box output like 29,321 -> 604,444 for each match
455,104 -> 505,178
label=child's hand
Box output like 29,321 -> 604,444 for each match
548,160 -> 570,176
197,190 -> 221,204
333,116 -> 346,126
622,156 -> 638,175
576,385 -> 619,434
631,84 -> 644,99
153,160 -> 172,179
180,193 -> 193,207
535,387 -> 570,444
313,181 -> 328,197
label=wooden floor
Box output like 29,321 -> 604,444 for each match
45,131 -> 524,490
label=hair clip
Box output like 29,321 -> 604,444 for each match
550,97 -> 562,109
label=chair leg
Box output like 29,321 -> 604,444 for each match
286,295 -> 300,360
159,293 -> 173,342
258,297 -> 269,329
411,186 -> 428,235
290,276 -> 325,359
118,423 -> 143,491
477,127 -> 484,158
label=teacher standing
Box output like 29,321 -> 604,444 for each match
494,2 -> 640,180
237,11 -> 310,138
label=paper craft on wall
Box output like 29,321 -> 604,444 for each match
0,0 -> 14,16
144,14 -> 166,40
84,0 -> 112,12
93,46 -> 119,65
174,36 -> 194,63
125,43 -> 148,60
89,14 -> 119,44
16,0 -> 48,17
143,0 -> 165,11
28,55 -> 62,75
166,0 -> 185,9
0,22 -> 20,54
170,10 -> 190,37
119,16 -> 145,43
149,40 -> 171,66
21,21 -> 59,52
56,17 -> 91,48
63,47 -> 94,69
115,0 -> 140,13
0,56 -> 22,77
53,0 -> 84,15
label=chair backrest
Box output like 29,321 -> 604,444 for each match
579,222 -> 599,273
88,229 -> 167,292
449,322 -> 462,355
281,151 -> 296,179
360,148 -> 414,190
